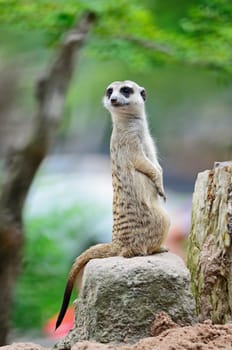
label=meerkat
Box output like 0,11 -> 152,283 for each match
55,80 -> 170,329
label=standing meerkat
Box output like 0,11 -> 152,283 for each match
55,80 -> 170,329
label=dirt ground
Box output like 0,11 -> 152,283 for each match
72,312 -> 232,350
2,313 -> 232,350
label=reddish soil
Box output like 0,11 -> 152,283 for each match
73,313 -> 232,350
2,313 -> 232,350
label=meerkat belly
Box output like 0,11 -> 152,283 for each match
112,167 -> 169,256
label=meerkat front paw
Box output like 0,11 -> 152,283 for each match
156,185 -> 166,202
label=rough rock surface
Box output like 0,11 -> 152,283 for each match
55,253 -> 196,349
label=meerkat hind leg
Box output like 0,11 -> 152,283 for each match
152,246 -> 169,254
119,248 -> 137,258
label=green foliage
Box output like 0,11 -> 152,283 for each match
0,0 -> 231,74
13,203 -> 107,329
178,0 -> 232,73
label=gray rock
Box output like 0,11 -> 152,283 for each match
55,253 -> 196,349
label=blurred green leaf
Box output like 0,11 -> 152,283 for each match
0,0 -> 231,74
13,203 -> 108,329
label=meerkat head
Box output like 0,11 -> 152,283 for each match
103,80 -> 146,118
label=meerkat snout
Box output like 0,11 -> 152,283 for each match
110,97 -> 120,106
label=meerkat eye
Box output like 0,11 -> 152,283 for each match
106,88 -> 113,98
120,86 -> 134,97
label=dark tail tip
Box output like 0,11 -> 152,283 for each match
55,280 -> 73,330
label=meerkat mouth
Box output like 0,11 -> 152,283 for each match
111,102 -> 130,107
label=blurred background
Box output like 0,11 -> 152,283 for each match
0,0 -> 231,346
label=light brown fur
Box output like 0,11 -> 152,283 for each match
56,80 -> 170,329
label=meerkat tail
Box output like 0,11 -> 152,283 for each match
55,278 -> 74,331
55,242 -> 115,330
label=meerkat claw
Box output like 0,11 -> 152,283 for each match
156,187 -> 166,202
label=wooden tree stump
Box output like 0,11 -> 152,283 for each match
187,161 -> 232,323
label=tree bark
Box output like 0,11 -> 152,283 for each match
0,12 -> 96,345
187,161 -> 232,323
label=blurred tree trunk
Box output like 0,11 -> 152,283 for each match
0,12 -> 95,345
187,161 -> 232,323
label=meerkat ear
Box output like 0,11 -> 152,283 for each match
140,88 -> 146,101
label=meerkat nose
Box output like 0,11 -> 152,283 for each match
111,97 -> 118,105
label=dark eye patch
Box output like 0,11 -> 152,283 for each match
120,86 -> 134,97
106,87 -> 113,98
